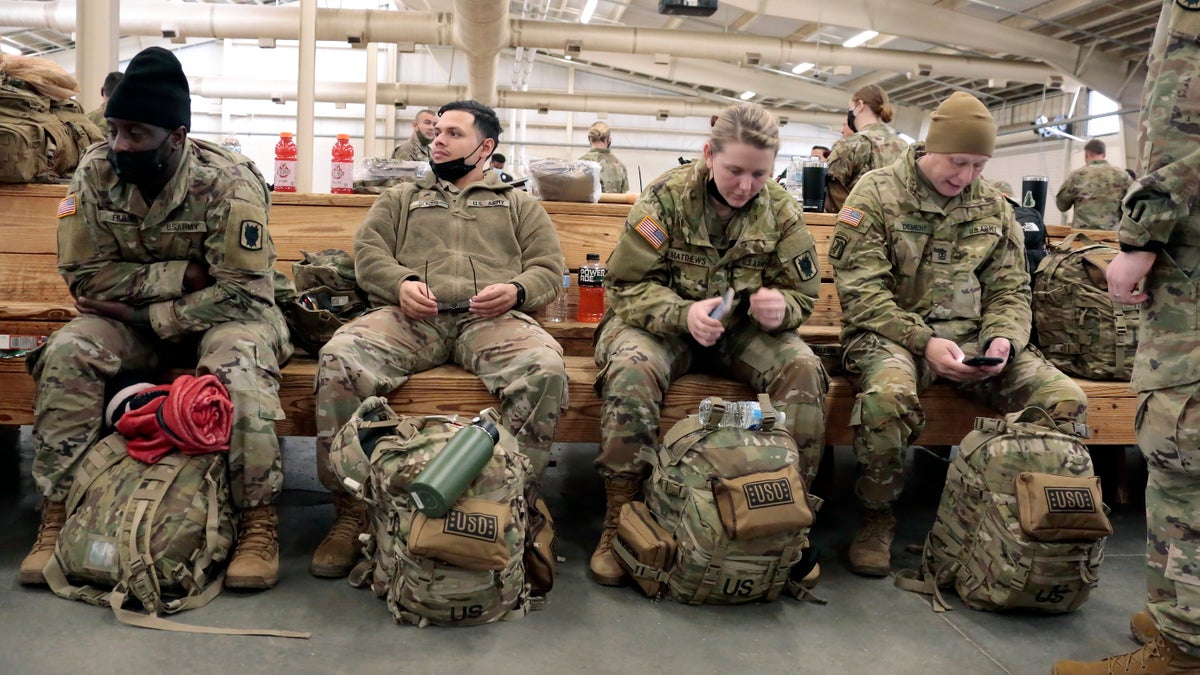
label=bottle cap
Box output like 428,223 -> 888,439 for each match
586,253 -> 600,261
337,133 -> 350,140
471,416 -> 501,444
280,132 -> 293,138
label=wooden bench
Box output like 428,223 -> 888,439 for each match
0,183 -> 1137,448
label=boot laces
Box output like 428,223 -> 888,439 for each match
1102,636 -> 1165,673
857,512 -> 894,545
236,508 -> 278,560
31,503 -> 67,553
320,500 -> 367,546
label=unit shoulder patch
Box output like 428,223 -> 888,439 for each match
240,220 -> 264,250
794,250 -> 817,281
829,234 -> 848,260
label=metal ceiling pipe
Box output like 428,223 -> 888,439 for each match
452,0 -> 508,105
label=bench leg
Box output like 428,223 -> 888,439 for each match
1090,444 -> 1135,506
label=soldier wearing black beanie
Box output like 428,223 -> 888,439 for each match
104,46 -> 191,131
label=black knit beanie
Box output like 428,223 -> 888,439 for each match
105,47 -> 191,131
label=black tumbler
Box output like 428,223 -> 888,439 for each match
801,160 -> 827,212
1021,175 -> 1049,217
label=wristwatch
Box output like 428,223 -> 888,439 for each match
511,282 -> 526,309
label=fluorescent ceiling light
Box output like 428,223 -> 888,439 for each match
0,43 -> 20,56
580,0 -> 598,24
739,91 -> 756,100
843,30 -> 878,48
791,62 -> 815,75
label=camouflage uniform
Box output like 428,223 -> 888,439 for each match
579,147 -> 630,193
391,135 -> 431,163
595,160 -> 829,482
831,143 -> 1087,509
1121,0 -> 1200,656
30,137 -> 292,509
315,173 -> 568,481
1055,159 -> 1133,230
824,122 -> 909,213
85,104 -> 108,138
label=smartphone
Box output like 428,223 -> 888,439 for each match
962,356 -> 1004,367
709,288 -> 735,320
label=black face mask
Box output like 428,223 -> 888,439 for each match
430,139 -> 487,183
846,108 -> 859,134
108,136 -> 172,186
706,178 -> 732,207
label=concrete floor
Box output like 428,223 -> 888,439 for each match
0,429 -> 1153,675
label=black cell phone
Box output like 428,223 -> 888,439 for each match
962,356 -> 1004,367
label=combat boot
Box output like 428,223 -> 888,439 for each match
225,505 -> 279,590
1131,610 -> 1160,646
848,508 -> 895,577
309,493 -> 368,578
588,476 -> 641,586
18,500 -> 67,585
1052,635 -> 1200,675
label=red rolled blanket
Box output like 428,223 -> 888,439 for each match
115,374 -> 233,463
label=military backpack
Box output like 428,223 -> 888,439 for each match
329,397 -> 556,627
0,75 -> 103,183
1032,233 -> 1139,380
615,396 -> 821,605
283,249 -> 368,356
43,433 -> 308,637
895,407 -> 1110,613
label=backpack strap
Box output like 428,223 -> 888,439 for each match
756,393 -> 780,431
611,536 -> 670,585
688,542 -> 731,605
893,535 -> 953,613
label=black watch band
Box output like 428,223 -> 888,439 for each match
511,282 -> 526,309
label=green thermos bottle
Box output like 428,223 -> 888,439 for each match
409,417 -> 500,518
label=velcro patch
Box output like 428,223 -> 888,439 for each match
837,206 -> 865,228
829,234 -> 848,260
634,215 -> 668,249
57,194 -> 77,218
794,250 -> 817,281
240,220 -> 264,250
443,508 -> 499,542
744,477 -> 795,509
1044,487 -> 1097,513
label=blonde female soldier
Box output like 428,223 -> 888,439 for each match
824,84 -> 908,212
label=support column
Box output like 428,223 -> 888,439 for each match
297,0 -> 317,193
364,44 -> 379,158
76,0 -> 119,113
385,45 -> 398,155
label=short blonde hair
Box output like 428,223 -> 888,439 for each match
709,102 -> 780,155
587,121 -> 611,142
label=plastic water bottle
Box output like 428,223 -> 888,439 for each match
785,156 -> 805,201
697,398 -> 786,430
547,261 -> 570,323
330,134 -> 354,194
273,132 -> 297,193
577,253 -> 606,322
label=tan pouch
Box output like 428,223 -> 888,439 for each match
1015,472 -> 1113,542
409,497 -> 512,571
613,501 -> 675,598
524,495 -> 557,595
711,465 -> 814,540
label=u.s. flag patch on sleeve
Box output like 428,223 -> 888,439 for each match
57,194 -> 77,218
837,206 -> 865,228
634,215 -> 668,249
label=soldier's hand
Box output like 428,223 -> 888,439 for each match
924,336 -> 978,383
400,280 -> 438,320
979,338 -> 1011,376
1107,251 -> 1155,305
470,283 -> 517,319
748,288 -> 787,331
75,296 -> 136,323
182,261 -> 215,292
687,297 -> 726,347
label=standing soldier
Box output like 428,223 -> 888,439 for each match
1055,138 -> 1133,230
85,71 -> 123,138
311,100 -> 569,578
580,121 -> 630,193
19,47 -> 293,590
824,84 -> 909,213
588,102 -> 828,586
1053,1 -> 1200,672
391,109 -> 437,162
831,92 -> 1087,577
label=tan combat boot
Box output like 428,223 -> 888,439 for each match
18,500 -> 67,585
225,505 -> 280,590
848,508 -> 896,577
1131,610 -> 1160,646
309,493 -> 368,578
1052,635 -> 1200,675
588,476 -> 640,586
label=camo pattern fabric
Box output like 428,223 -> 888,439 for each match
52,433 -> 234,611
921,407 -> 1105,613
1054,160 -> 1132,230
1032,235 -> 1139,380
328,397 -> 535,627
284,249 -> 368,356
579,147 -> 630,193
0,77 -> 103,182
641,406 -> 818,605
824,121 -> 908,213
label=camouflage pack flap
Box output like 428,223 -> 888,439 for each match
0,79 -> 100,183
1033,233 -> 1139,380
331,397 -> 545,627
902,406 -> 1107,614
285,249 -> 367,356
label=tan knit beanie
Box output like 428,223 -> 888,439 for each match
924,91 -> 996,157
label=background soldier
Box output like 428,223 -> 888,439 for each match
312,100 -> 568,578
580,121 -> 630,193
589,102 -> 828,586
19,47 -> 293,590
84,71 -> 123,137
1053,1 -> 1200,672
831,92 -> 1087,578
824,84 -> 908,213
1055,138 -> 1133,230
391,109 -> 437,162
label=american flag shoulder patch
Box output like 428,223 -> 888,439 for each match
57,194 -> 77,218
634,215 -> 668,249
837,206 -> 865,228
